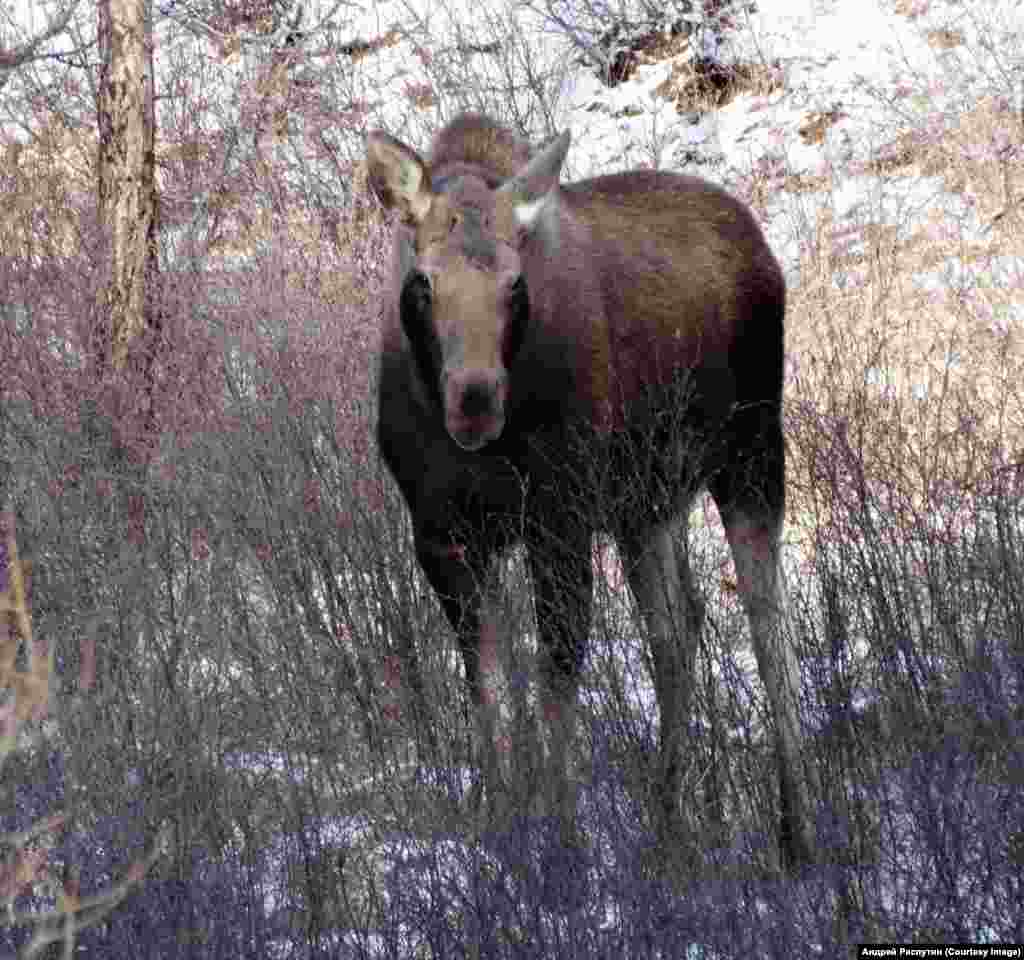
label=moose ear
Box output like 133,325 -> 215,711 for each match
499,129 -> 571,232
365,131 -> 433,226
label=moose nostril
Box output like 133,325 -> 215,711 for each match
460,381 -> 493,418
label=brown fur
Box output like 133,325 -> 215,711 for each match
367,114 -> 815,868
428,113 -> 534,184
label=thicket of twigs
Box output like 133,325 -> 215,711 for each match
2,0 -> 1023,954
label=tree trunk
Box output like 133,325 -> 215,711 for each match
96,0 -> 158,373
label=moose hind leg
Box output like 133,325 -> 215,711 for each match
713,470 -> 817,869
621,520 -> 703,845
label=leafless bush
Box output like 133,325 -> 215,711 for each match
520,0 -> 754,87
377,0 -> 569,139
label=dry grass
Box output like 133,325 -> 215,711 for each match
786,92 -> 1024,475
768,60 -> 1024,744
655,54 -> 784,113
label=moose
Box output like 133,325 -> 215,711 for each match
366,113 -> 815,867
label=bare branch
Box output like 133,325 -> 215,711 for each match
0,0 -> 81,89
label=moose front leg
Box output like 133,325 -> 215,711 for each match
415,533 -> 511,818
528,529 -> 593,832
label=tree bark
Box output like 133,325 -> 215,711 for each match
96,0 -> 158,372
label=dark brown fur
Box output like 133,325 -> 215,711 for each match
367,114 -> 815,867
